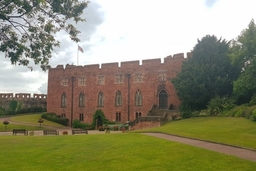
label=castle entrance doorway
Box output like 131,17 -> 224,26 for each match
96,116 -> 103,129
159,90 -> 168,109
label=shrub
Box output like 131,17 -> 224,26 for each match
92,109 -> 115,129
252,110 -> 256,121
179,102 -> 193,118
73,120 -> 91,130
207,96 -> 235,116
41,112 -> 69,126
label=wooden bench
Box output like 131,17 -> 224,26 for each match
13,129 -> 28,135
72,129 -> 88,135
43,130 -> 59,135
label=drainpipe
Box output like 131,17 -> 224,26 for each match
71,76 -> 75,127
127,74 -> 131,122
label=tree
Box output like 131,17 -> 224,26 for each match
0,0 -> 88,70
172,35 -> 239,111
230,19 -> 256,104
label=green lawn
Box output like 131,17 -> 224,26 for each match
139,117 -> 256,149
9,114 -> 67,128
0,114 -> 67,131
0,134 -> 256,171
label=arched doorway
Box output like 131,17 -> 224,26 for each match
96,116 -> 103,129
159,90 -> 168,109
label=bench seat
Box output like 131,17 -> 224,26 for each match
13,129 -> 28,135
43,130 -> 59,135
72,129 -> 88,135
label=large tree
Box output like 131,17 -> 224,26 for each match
0,0 -> 88,70
230,20 -> 256,104
172,35 -> 239,111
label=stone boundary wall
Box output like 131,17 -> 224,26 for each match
0,93 -> 47,99
0,93 -> 47,110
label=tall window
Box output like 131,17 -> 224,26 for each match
79,113 -> 84,121
135,90 -> 142,106
115,91 -> 122,106
116,112 -> 121,122
61,93 -> 66,108
79,92 -> 85,107
98,91 -> 104,107
136,112 -> 142,119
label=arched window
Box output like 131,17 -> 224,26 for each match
79,92 -> 85,107
159,90 -> 168,109
98,91 -> 104,107
135,90 -> 142,106
61,93 -> 66,108
115,91 -> 122,106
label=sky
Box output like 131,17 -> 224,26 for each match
1,0 -> 256,95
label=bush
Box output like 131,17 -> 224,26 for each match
92,109 -> 115,129
207,96 -> 235,116
41,112 -> 69,126
18,107 -> 46,114
73,120 -> 91,130
252,110 -> 256,121
179,102 -> 193,118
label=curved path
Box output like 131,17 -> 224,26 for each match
143,133 -> 256,162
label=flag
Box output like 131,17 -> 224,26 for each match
78,45 -> 84,53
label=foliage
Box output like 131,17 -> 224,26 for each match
179,102 -> 193,118
0,0 -> 89,70
7,100 -> 18,114
0,107 -> 5,116
73,119 -> 92,130
172,35 -> 239,111
230,20 -> 256,104
18,106 -> 46,114
41,112 -> 69,126
220,105 -> 256,119
252,110 -> 256,121
91,109 -> 115,129
207,96 -> 235,116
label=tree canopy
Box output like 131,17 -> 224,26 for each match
230,19 -> 256,104
172,35 -> 239,111
0,0 -> 88,70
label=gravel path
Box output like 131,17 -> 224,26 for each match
143,133 -> 256,162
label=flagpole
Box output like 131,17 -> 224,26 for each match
77,45 -> 79,65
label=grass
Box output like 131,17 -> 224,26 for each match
0,113 -> 67,131
0,133 -> 256,171
138,117 -> 256,149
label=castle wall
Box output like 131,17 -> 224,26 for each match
47,53 -> 185,125
0,93 -> 47,109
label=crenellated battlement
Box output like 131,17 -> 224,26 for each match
0,93 -> 47,99
50,52 -> 188,71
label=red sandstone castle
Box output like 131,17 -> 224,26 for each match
47,53 -> 189,126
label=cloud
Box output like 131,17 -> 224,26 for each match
205,0 -> 219,8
